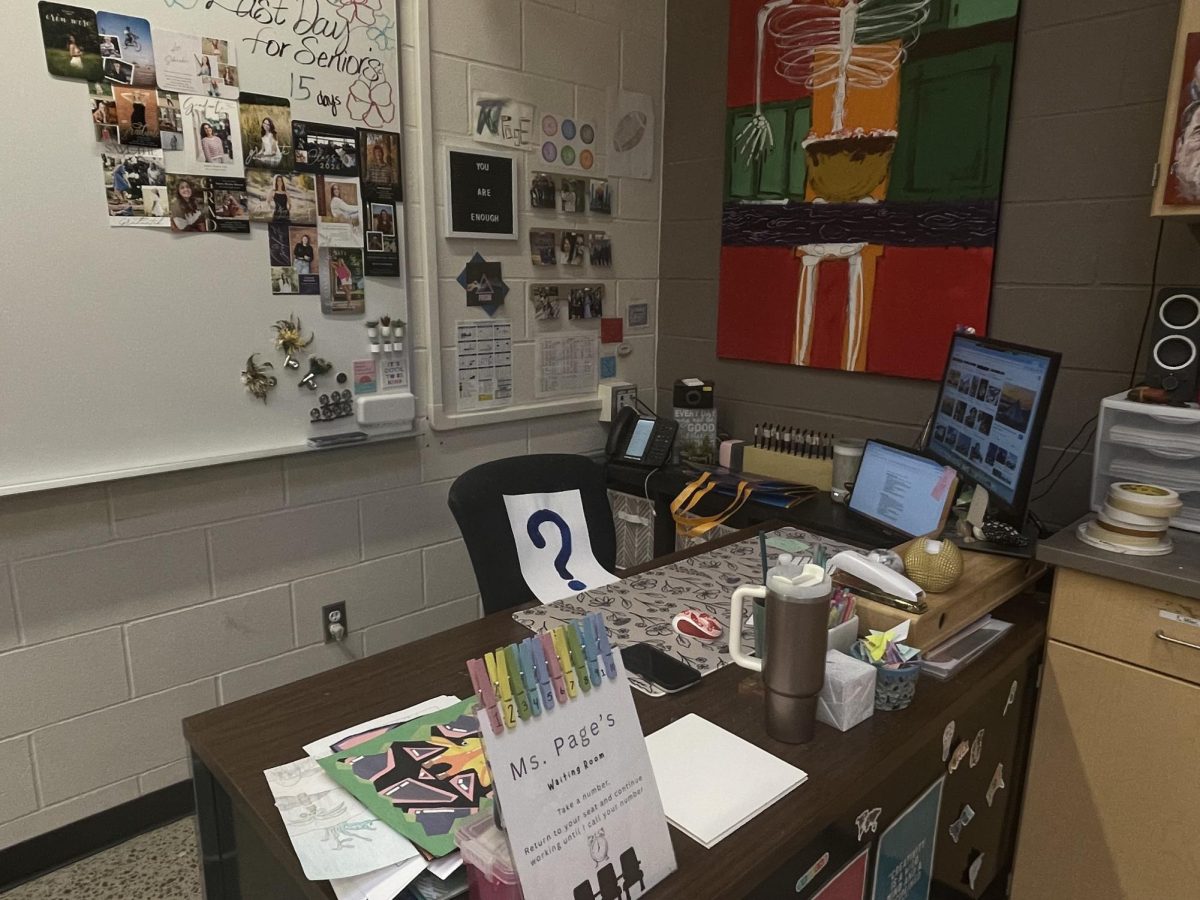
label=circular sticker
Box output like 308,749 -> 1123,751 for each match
561,118 -> 577,141
580,123 -> 595,144
561,146 -> 576,166
542,114 -> 558,137
580,149 -> 595,170
541,141 -> 558,163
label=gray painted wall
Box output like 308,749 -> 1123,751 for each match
658,0 -> 1197,527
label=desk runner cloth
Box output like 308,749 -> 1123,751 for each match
513,527 -> 855,696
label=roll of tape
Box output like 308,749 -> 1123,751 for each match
1107,483 -> 1183,518
1087,520 -> 1171,548
1099,503 -> 1172,529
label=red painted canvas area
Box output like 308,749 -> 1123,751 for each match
717,245 -> 992,379
866,246 -> 993,380
727,0 -> 820,108
716,246 -> 802,364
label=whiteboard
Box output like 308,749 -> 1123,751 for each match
0,0 -> 411,495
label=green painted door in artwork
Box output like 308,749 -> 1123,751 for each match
728,110 -> 758,200
889,42 -> 1015,201
950,0 -> 1019,29
788,104 -> 813,199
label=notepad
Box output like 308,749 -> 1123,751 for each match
645,714 -> 808,848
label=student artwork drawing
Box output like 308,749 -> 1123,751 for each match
719,0 -> 1020,380
317,698 -> 494,859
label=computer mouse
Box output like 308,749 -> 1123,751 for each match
672,609 -> 722,642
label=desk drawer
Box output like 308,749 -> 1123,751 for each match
1049,568 -> 1200,686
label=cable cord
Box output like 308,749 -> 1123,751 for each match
1031,423 -> 1097,504
1032,414 -> 1098,486
1129,219 -> 1167,388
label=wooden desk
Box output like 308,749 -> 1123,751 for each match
185,529 -> 1048,900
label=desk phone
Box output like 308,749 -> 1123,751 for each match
606,406 -> 678,467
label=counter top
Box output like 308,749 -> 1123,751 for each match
1038,516 -> 1200,601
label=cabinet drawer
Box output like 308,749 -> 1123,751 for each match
1049,568 -> 1200,685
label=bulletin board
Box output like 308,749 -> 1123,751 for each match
405,0 -> 661,432
0,0 -> 412,495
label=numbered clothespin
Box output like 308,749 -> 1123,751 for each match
466,658 -> 502,735
503,644 -> 532,721
493,648 -> 517,730
578,618 -> 603,686
589,612 -> 618,680
551,627 -> 578,699
565,622 -> 592,693
517,639 -> 543,716
527,637 -> 555,710
539,632 -> 569,704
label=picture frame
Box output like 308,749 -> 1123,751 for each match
1154,0 -> 1200,217
442,145 -> 519,240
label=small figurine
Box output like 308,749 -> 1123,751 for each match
241,354 -> 277,403
272,314 -> 314,369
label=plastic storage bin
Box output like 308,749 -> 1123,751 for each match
1091,394 -> 1200,532
455,811 -> 524,900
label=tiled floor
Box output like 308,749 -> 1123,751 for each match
1,818 -> 201,900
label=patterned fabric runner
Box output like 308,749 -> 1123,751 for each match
513,527 -> 855,696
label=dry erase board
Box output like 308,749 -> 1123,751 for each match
0,0 -> 410,494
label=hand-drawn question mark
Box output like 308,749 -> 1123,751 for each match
527,510 -> 586,592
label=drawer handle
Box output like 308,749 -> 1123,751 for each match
1156,629 -> 1200,653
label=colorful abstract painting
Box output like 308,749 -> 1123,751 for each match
317,698 -> 493,858
718,1 -> 1020,380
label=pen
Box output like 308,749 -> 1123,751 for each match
578,618 -> 603,686
589,612 -> 618,680
517,640 -> 542,716
493,647 -> 517,729
753,423 -> 760,448
566,622 -> 592,693
466,658 -> 502,734
551,627 -> 578,698
504,644 -> 532,721
783,428 -> 792,456
528,636 -> 556,710
539,631 -> 569,703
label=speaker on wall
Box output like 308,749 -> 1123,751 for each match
1145,288 -> 1200,403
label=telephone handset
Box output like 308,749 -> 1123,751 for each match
606,405 -> 678,467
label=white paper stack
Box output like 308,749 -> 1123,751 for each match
644,714 -> 808,848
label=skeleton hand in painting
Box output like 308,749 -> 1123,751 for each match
735,0 -> 794,162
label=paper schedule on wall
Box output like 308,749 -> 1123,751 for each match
457,320 -> 513,411
503,490 -> 618,604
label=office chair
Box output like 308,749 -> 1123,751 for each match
596,864 -> 623,900
618,848 -> 645,898
448,454 -> 617,615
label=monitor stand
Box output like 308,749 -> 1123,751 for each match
942,486 -> 1038,560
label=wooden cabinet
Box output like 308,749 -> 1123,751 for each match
1153,0 -> 1200,217
1012,570 -> 1200,899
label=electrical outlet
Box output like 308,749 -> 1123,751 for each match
614,386 -> 638,411
322,601 -> 348,643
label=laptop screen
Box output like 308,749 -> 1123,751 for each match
849,441 -> 955,538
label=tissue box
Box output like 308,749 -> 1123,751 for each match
816,650 -> 876,732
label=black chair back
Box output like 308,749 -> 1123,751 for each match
448,454 -> 616,615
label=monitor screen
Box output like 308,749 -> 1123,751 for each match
624,418 -> 655,460
849,441 -> 956,538
927,334 -> 1060,514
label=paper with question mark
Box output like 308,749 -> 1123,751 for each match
503,490 -> 619,604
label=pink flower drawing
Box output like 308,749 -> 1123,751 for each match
346,76 -> 396,128
336,0 -> 383,28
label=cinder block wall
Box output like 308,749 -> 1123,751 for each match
657,0 -> 1195,527
0,0 -> 665,848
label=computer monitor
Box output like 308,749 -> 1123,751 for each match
926,334 -> 1061,522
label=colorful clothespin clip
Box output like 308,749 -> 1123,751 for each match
539,632 -> 569,704
589,612 -> 618,680
565,622 -> 592,693
517,639 -> 542,716
466,658 -> 502,735
578,618 -> 603,686
493,648 -> 517,729
528,637 -> 556,710
503,644 -> 532,721
551,627 -> 578,699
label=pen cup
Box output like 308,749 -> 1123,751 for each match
831,439 -> 866,504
